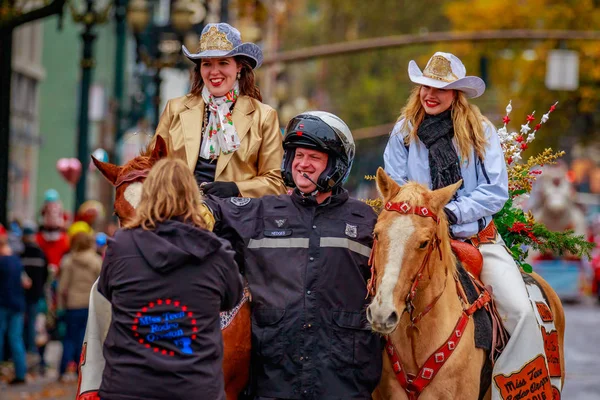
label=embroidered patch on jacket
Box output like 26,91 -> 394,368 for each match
230,197 -> 251,207
274,218 -> 286,228
493,354 -> 553,400
132,299 -> 197,356
345,223 -> 358,238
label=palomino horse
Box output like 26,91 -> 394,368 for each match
92,136 -> 251,400
367,168 -> 565,400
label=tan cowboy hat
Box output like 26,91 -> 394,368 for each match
182,23 -> 263,69
408,52 -> 485,98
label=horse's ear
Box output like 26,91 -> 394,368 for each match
149,135 -> 169,163
431,180 -> 462,211
92,156 -> 121,186
376,167 -> 400,200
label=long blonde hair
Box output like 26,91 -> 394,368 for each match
399,86 -> 488,162
124,158 -> 214,231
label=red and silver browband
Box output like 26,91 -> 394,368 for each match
385,201 -> 439,223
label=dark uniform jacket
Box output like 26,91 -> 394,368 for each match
20,242 -> 49,305
97,219 -> 243,400
207,190 -> 383,399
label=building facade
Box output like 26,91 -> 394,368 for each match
8,21 -> 45,222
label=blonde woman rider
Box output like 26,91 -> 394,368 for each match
384,52 -> 560,398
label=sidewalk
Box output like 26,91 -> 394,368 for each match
0,341 -> 77,400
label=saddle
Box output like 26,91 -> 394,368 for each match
450,220 -> 499,279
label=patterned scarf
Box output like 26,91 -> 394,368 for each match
200,81 -> 240,160
417,109 -> 463,190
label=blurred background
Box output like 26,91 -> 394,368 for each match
1,0 -> 600,399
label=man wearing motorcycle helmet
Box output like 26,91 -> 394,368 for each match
205,111 -> 382,399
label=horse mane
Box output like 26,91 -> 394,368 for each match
389,182 -> 457,275
119,140 -> 158,175
138,140 -> 155,158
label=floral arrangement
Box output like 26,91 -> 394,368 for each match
364,101 -> 594,273
493,101 -> 593,272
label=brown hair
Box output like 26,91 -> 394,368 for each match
190,56 -> 262,101
398,86 -> 488,163
70,232 -> 95,253
124,158 -> 213,231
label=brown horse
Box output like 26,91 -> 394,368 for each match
367,168 -> 565,400
92,136 -> 251,400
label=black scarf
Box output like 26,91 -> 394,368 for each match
417,109 -> 463,190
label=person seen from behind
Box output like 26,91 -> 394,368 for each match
0,223 -> 30,385
19,222 -> 49,367
57,231 -> 102,381
95,158 -> 243,400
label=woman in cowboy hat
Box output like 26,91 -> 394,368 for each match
383,52 -> 559,397
155,22 -> 286,198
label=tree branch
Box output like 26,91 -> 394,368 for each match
0,0 -> 66,31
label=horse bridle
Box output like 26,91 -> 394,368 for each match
368,201 -> 446,327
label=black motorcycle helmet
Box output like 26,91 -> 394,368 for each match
281,111 -> 355,193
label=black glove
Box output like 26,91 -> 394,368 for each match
444,207 -> 458,225
202,181 -> 240,198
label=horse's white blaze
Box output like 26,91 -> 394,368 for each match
124,182 -> 143,209
374,217 -> 415,313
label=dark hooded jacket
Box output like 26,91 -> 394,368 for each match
97,219 -> 243,400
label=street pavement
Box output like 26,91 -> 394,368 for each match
1,299 -> 599,399
562,298 -> 600,400
0,342 -> 77,400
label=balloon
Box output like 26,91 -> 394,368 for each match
44,189 -> 60,203
56,158 -> 82,185
95,232 -> 108,247
90,148 -> 109,171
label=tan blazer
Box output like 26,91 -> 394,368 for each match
155,94 -> 287,198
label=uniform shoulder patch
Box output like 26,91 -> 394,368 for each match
345,223 -> 358,238
230,197 -> 251,207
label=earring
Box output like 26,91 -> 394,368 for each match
237,71 -> 241,80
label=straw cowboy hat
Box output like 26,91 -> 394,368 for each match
408,52 -> 486,98
182,22 -> 263,69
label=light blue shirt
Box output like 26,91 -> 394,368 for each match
383,119 -> 509,238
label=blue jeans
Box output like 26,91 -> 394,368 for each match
25,301 -> 39,353
59,308 -> 89,376
0,307 -> 27,380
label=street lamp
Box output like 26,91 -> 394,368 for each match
69,0 -> 112,213
126,0 -> 202,125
